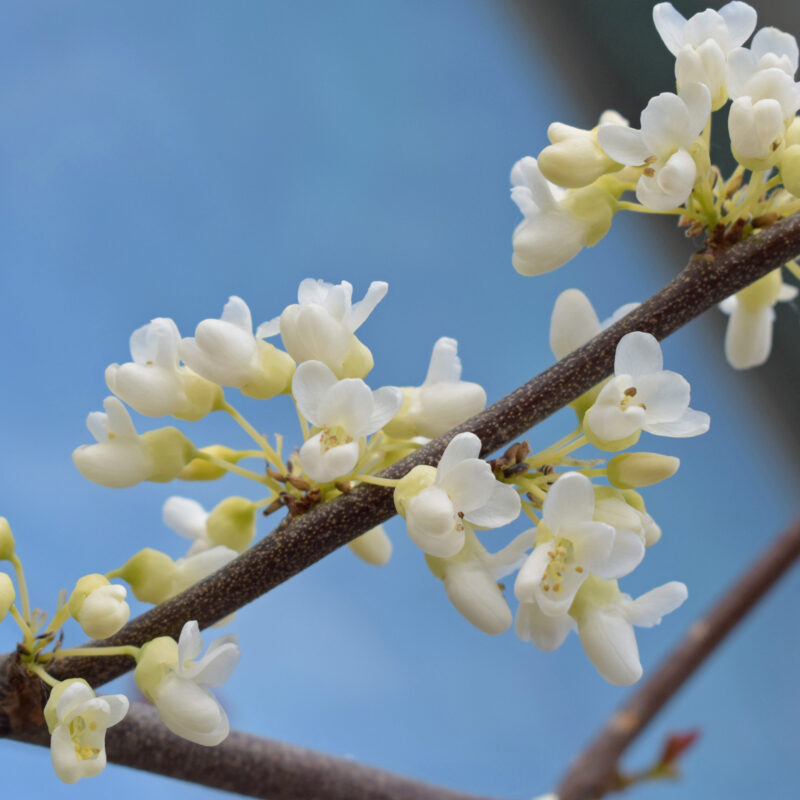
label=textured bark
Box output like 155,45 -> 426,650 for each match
10,702 -> 502,800
556,514 -> 800,800
32,209 -> 800,691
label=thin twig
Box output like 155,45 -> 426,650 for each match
28,209 -> 800,691
8,702 -> 503,800
556,513 -> 800,800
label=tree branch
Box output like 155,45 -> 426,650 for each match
9,701 -> 504,800
556,513 -> 800,800
30,210 -> 800,692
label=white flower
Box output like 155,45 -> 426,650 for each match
726,64 -> 800,162
45,680 -> 129,784
653,2 -> 757,108
72,397 -> 195,488
598,84 -> 711,210
105,318 -> 221,420
510,157 -> 615,276
384,337 -> 487,439
584,332 -> 710,444
135,621 -> 240,746
180,296 -> 295,399
571,576 -> 688,685
549,288 -> 639,361
257,279 -> 387,378
515,600 -> 576,652
514,472 -> 637,619
292,360 -> 402,483
719,268 -> 798,368
72,397 -> 154,488
427,529 -> 534,636
394,432 -> 521,558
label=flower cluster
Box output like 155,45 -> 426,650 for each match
510,1 -> 799,370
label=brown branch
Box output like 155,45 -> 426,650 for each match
9,701 -> 504,800
556,513 -> 800,800
29,209 -> 800,691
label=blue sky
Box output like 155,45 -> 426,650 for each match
0,2 -> 797,798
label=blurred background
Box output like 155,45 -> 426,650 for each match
0,1 -> 797,798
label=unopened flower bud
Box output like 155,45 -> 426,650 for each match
140,427 -> 196,483
781,144 -> 800,197
0,573 -> 15,621
348,526 -> 393,566
178,445 -> 242,481
538,118 -> 623,189
0,518 -> 15,560
393,465 -> 437,517
109,549 -> 176,604
607,453 -> 680,489
68,574 -> 130,639
134,636 -> 179,698
206,497 -> 257,552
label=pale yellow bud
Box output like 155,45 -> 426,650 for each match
134,636 -> 179,698
607,452 -> 680,489
538,122 -> 622,189
240,341 -> 296,400
141,427 -> 196,483
348,526 -> 393,566
206,497 -> 257,552
69,574 -> 130,639
109,548 -> 176,604
780,144 -> 800,197
338,335 -> 374,379
0,573 -> 15,621
393,465 -> 437,518
0,517 -> 15,560
179,445 -> 242,481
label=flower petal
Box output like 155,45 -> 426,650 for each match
424,337 -> 462,384
592,528 -> 645,580
635,370 -> 691,423
596,125 -> 651,165
626,581 -> 688,627
644,407 -> 710,437
220,296 -> 253,334
163,497 -> 208,541
615,332 -> 663,378
640,93 -> 691,157
578,609 -> 643,685
443,561 -> 512,635
543,472 -> 595,531
439,458 -> 495,513
549,289 -> 601,360
291,361 -> 339,424
348,281 -> 389,332
724,304 -> 775,369
719,1 -> 758,49
178,620 -> 204,665
653,2 -> 688,57
515,602 -> 574,650
364,386 -> 403,436
436,432 -> 482,479
464,482 -> 521,529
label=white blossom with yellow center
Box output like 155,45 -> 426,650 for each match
584,332 -> 710,443
46,680 -> 129,784
292,360 -> 403,483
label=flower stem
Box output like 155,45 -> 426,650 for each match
195,451 -> 275,488
27,663 -> 59,688
9,554 -> 31,625
42,604 -> 71,636
9,604 -> 34,646
222,401 -> 285,471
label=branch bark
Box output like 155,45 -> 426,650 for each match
31,209 -> 800,691
10,701 -> 504,800
556,513 -> 800,800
